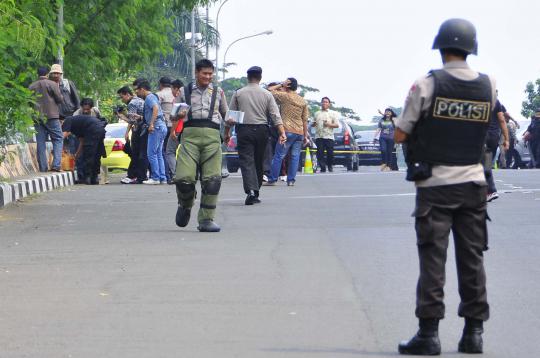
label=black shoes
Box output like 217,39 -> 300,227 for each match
399,319 -> 441,355
197,220 -> 221,232
399,318 -> 484,355
175,206 -> 191,227
245,191 -> 261,205
458,318 -> 483,353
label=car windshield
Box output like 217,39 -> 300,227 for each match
333,120 -> 344,134
105,125 -> 127,138
356,130 -> 376,142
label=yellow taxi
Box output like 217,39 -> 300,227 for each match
102,122 -> 131,170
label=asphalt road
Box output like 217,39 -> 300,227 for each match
1,167 -> 539,358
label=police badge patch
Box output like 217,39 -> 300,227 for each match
433,97 -> 490,122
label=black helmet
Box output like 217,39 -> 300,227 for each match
432,18 -> 478,55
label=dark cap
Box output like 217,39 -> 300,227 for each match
247,66 -> 262,74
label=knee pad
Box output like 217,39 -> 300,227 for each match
201,176 -> 222,195
176,181 -> 195,195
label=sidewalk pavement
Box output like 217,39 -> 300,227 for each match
0,171 -> 75,208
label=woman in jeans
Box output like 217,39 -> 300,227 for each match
376,108 -> 397,171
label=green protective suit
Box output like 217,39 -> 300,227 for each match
175,127 -> 222,223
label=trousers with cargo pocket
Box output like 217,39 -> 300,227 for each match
174,127 -> 222,223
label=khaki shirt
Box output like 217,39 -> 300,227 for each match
176,83 -> 228,126
271,90 -> 308,135
313,109 -> 339,139
157,87 -> 175,127
229,83 -> 282,126
395,61 -> 497,188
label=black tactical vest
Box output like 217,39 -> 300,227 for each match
183,83 -> 220,130
411,70 -> 492,165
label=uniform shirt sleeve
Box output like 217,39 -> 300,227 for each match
229,91 -> 239,111
267,93 -> 283,126
219,88 -> 228,119
395,76 -> 431,134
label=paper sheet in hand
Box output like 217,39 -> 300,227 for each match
171,103 -> 190,119
226,110 -> 244,125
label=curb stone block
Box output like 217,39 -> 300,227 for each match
0,171 -> 74,209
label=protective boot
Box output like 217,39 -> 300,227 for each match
458,318 -> 483,353
398,318 -> 441,355
175,206 -> 191,227
197,220 -> 221,232
175,181 -> 195,227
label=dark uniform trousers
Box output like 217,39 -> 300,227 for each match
483,132 -> 499,193
414,182 -> 489,321
82,130 -> 105,181
237,124 -> 268,193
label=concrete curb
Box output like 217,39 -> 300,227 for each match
0,171 -> 75,209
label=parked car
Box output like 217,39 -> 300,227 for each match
354,130 -> 382,166
330,119 -> 359,171
496,125 -> 531,168
102,122 -> 130,171
225,118 -> 359,173
224,128 -> 318,173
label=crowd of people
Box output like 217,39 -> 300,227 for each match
27,61 -> 540,192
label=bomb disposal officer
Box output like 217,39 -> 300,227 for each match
394,19 -> 496,355
173,59 -> 229,233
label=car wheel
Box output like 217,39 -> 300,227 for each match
346,156 -> 353,171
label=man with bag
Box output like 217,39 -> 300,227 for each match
394,19 -> 497,355
173,59 -> 229,232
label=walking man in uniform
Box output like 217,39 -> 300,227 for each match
312,97 -> 339,172
173,59 -> 229,232
225,66 -> 286,205
394,19 -> 496,355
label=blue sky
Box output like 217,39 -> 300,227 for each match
208,0 -> 540,122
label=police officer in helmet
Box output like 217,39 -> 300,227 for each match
394,19 -> 496,355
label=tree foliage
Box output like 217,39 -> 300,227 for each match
0,0 -> 213,162
522,79 -> 540,119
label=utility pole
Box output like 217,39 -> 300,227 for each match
190,9 -> 196,82
57,1 -> 64,67
205,4 -> 209,59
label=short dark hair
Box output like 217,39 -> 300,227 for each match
440,48 -> 468,59
287,77 -> 298,91
195,59 -> 214,72
136,80 -> 151,91
172,79 -> 184,89
321,96 -> 331,103
117,86 -> 133,96
37,66 -> 49,76
159,76 -> 172,86
247,72 -> 262,81
132,78 -> 146,87
80,98 -> 94,107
